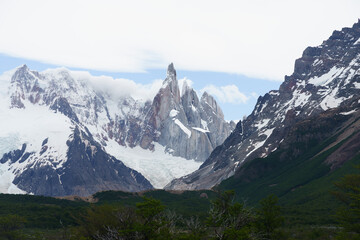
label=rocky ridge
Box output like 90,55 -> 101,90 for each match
166,20 -> 360,190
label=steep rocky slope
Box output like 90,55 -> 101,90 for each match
141,63 -> 234,161
218,97 -> 360,226
166,20 -> 360,190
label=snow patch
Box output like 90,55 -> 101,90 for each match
0,162 -> 26,194
354,37 -> 360,45
353,82 -> 360,89
293,88 -> 311,108
269,91 -> 279,96
169,109 -> 179,118
191,105 -> 197,112
174,119 -> 192,138
308,66 -> 343,86
312,59 -> 322,66
201,119 -> 209,131
245,128 -> 275,159
320,90 -> 347,111
254,119 -> 270,129
340,110 -> 357,115
192,127 -> 210,133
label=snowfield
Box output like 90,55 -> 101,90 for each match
0,99 -> 73,194
105,141 -> 202,189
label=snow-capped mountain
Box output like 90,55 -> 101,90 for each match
143,64 -> 235,162
0,63 -> 234,196
165,20 -> 360,190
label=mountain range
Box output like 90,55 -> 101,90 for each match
1,20 -> 359,198
0,63 -> 234,196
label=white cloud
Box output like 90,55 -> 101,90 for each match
201,84 -> 249,104
251,92 -> 259,99
0,0 -> 359,80
68,70 -> 163,102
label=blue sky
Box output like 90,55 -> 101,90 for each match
0,0 -> 359,121
0,53 -> 280,120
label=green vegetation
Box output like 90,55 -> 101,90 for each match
94,189 -> 217,220
0,165 -> 358,240
0,214 -> 26,240
220,118 -> 360,226
72,190 -> 285,240
0,116 -> 359,239
333,165 -> 360,239
255,195 -> 284,239
0,194 -> 88,229
206,190 -> 255,239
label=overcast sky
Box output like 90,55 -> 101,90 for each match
0,0 -> 359,120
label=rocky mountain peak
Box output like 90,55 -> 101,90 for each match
201,91 -> 209,98
201,91 -> 224,119
18,64 -> 29,71
11,64 -> 32,83
155,63 -> 181,110
291,19 -> 360,81
201,91 -> 215,104
163,62 -> 177,89
166,62 -> 176,79
354,18 -> 360,28
142,63 -> 235,162
9,64 -> 42,108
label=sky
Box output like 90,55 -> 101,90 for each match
0,0 -> 359,121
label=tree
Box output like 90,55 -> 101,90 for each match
207,190 -> 255,240
76,197 -> 174,240
76,204 -> 130,239
333,165 -> 360,239
255,194 -> 283,240
182,216 -> 207,240
135,196 -> 170,240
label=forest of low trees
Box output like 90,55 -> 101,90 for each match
0,166 -> 359,240
72,191 -> 284,240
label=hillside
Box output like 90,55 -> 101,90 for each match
220,96 -> 360,224
166,19 -> 360,191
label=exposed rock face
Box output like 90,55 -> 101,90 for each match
231,96 -> 360,190
0,63 -> 233,196
141,63 -> 234,161
165,20 -> 360,190
2,126 -> 152,196
7,63 -> 233,162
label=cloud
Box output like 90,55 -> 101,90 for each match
0,0 -> 359,80
200,84 -> 249,104
251,92 -> 259,99
68,70 -> 163,102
